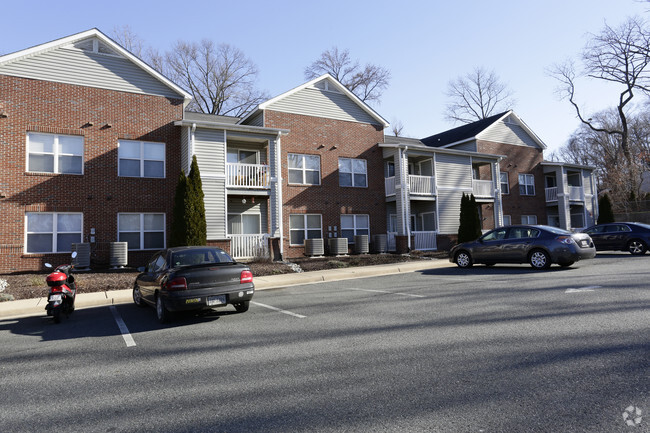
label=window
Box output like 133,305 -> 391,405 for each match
228,214 -> 261,235
500,172 -> 509,194
227,149 -> 258,164
340,215 -> 369,243
385,161 -> 395,178
289,214 -> 322,245
27,133 -> 83,174
339,158 -> 367,187
518,174 -> 535,196
507,227 -> 540,239
502,215 -> 511,226
26,212 -> 82,253
521,215 -> 538,225
118,140 -> 165,178
421,212 -> 437,231
118,213 -> 165,250
288,154 -> 320,185
482,228 -> 508,241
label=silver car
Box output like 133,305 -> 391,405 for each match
450,225 -> 596,269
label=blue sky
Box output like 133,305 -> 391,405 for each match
2,0 -> 648,154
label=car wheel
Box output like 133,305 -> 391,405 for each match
529,249 -> 550,270
156,295 -> 171,324
133,284 -> 145,308
627,239 -> 647,255
455,251 -> 473,268
559,261 -> 574,268
234,301 -> 250,313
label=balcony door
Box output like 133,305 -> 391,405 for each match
228,149 -> 258,164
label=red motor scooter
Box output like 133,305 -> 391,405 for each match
45,252 -> 77,324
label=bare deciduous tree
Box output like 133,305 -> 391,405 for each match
390,119 -> 405,137
304,47 -> 390,104
550,16 -> 650,162
444,67 -> 515,124
165,40 -> 269,116
111,25 -> 144,58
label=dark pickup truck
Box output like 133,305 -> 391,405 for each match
133,246 -> 254,323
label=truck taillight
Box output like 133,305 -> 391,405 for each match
165,277 -> 187,291
240,270 -> 253,284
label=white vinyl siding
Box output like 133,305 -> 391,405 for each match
194,129 -> 226,174
478,119 -> 540,148
118,213 -> 165,250
27,133 -> 83,174
203,178 -> 227,239
435,153 -> 472,188
436,191 -> 464,234
118,140 -> 165,178
267,87 -> 378,125
26,212 -> 82,253
0,44 -> 183,99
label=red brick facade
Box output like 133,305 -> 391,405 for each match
476,140 -> 547,225
264,111 -> 386,258
0,75 -> 184,272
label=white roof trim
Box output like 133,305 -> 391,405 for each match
476,110 -> 547,150
239,73 -> 389,127
0,28 -> 192,103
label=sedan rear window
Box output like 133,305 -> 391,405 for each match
171,249 -> 234,267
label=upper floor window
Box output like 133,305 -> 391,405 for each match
500,172 -> 510,194
340,214 -> 370,243
288,154 -> 320,185
27,133 -> 83,174
118,213 -> 165,250
339,158 -> 367,187
26,212 -> 82,253
518,174 -> 535,196
118,140 -> 165,178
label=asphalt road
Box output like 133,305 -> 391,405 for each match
0,254 -> 648,433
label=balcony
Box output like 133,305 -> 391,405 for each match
545,186 -> 584,202
384,175 -> 435,197
472,179 -> 494,198
226,163 -> 269,189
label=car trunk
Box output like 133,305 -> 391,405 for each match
172,263 -> 250,291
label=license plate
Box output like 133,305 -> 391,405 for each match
581,240 -> 589,247
207,295 -> 226,306
49,294 -> 62,302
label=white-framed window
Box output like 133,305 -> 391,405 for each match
340,214 -> 370,243
521,215 -> 538,225
118,140 -> 165,178
502,215 -> 512,226
227,149 -> 259,164
518,174 -> 535,196
421,212 -> 437,231
385,161 -> 395,178
118,213 -> 165,250
25,212 -> 82,253
500,172 -> 509,194
289,214 -> 322,245
339,158 -> 367,187
227,214 -> 261,235
288,154 -> 320,185
27,132 -> 83,174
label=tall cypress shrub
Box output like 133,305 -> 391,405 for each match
186,155 -> 207,245
458,193 -> 482,243
469,194 -> 482,239
598,194 -> 615,224
170,171 -> 188,247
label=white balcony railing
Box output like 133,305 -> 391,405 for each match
229,234 -> 269,259
472,180 -> 494,198
568,186 -> 584,201
412,231 -> 437,251
546,187 -> 558,202
227,163 -> 270,188
410,175 -> 435,195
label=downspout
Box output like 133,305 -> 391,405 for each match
401,146 -> 411,250
275,131 -> 284,258
189,123 -> 196,174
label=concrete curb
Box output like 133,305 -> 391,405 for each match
0,259 -> 452,319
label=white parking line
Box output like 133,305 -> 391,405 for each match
109,306 -> 136,347
251,301 -> 306,318
565,286 -> 601,293
347,288 -> 425,298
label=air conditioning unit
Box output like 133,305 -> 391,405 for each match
71,243 -> 91,270
328,237 -> 348,256
372,234 -> 388,253
354,235 -> 369,254
304,238 -> 324,256
109,242 -> 128,268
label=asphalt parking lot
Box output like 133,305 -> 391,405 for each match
0,254 -> 648,432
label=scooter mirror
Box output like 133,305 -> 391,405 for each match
71,251 -> 78,259
45,263 -> 52,268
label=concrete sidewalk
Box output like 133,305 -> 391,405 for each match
0,259 -> 452,319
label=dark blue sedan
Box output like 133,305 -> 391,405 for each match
582,222 -> 650,255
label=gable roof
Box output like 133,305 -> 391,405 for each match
0,28 -> 191,103
421,110 -> 546,150
239,73 -> 389,128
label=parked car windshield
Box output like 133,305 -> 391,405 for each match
171,248 -> 234,267
634,222 -> 650,230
